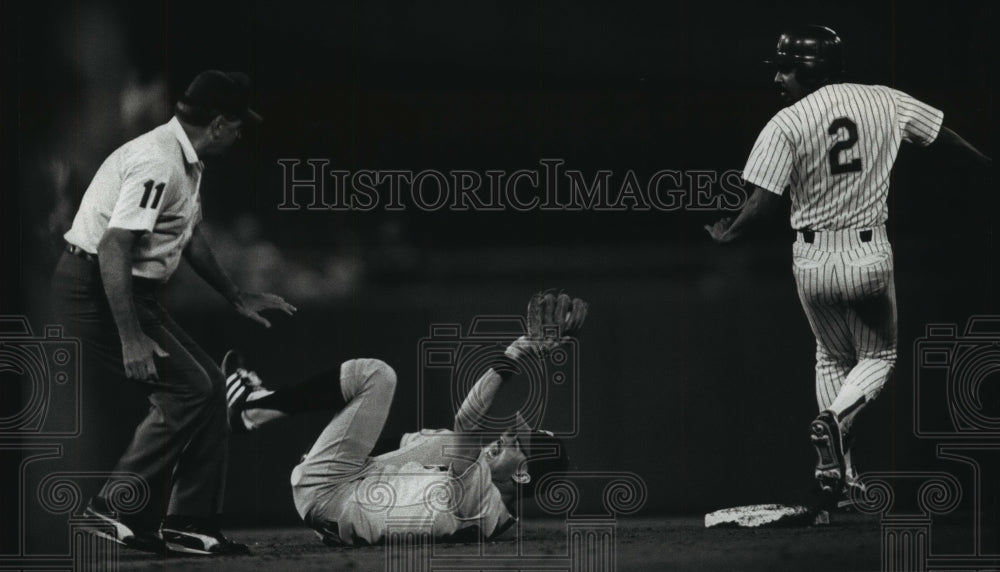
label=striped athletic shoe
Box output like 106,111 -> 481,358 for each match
161,516 -> 251,556
80,498 -> 166,555
810,410 -> 846,495
222,350 -> 263,433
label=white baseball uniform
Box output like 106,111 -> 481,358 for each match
290,359 -> 515,546
742,83 -> 943,431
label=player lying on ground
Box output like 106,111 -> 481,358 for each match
224,291 -> 587,545
705,26 -> 991,507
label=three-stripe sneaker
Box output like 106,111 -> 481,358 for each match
80,497 -> 166,555
161,515 -> 251,556
222,350 -> 265,433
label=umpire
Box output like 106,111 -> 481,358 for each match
51,70 -> 295,556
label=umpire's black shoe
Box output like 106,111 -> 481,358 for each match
810,410 -> 846,495
161,515 -> 251,556
81,498 -> 167,555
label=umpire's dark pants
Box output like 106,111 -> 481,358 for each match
51,251 -> 229,526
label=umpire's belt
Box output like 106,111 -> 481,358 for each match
66,243 -> 98,263
64,243 -> 162,293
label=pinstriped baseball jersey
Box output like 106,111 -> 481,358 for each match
64,117 -> 204,281
743,84 -> 943,230
736,82 -> 948,475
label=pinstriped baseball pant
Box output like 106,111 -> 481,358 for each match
792,227 -> 897,422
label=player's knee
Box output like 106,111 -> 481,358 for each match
856,352 -> 896,372
364,359 -> 397,393
815,347 -> 855,368
878,352 -> 897,366
341,358 -> 397,401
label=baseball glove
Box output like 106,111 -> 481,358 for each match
526,289 -> 588,339
506,289 -> 588,362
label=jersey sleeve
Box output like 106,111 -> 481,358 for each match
742,114 -> 796,195
453,369 -> 500,433
891,88 -> 944,146
107,153 -> 173,233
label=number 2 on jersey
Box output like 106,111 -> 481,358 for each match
827,117 -> 863,175
140,180 -> 165,209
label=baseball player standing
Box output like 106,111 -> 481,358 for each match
51,70 -> 296,555
705,26 -> 991,504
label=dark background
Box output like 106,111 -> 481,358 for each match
2,0 -> 995,554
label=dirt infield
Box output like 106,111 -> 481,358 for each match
108,513 -> 920,571
112,512 -> 996,571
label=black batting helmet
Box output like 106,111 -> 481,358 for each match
766,25 -> 845,86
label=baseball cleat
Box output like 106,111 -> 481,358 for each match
161,516 -> 251,556
80,498 -> 166,555
222,350 -> 264,433
810,410 -> 846,494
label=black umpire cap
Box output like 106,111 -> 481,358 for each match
177,70 -> 262,124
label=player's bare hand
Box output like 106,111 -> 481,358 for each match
234,292 -> 297,328
704,217 -> 735,243
121,333 -> 169,381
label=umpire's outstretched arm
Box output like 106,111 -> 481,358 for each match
183,224 -> 297,328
